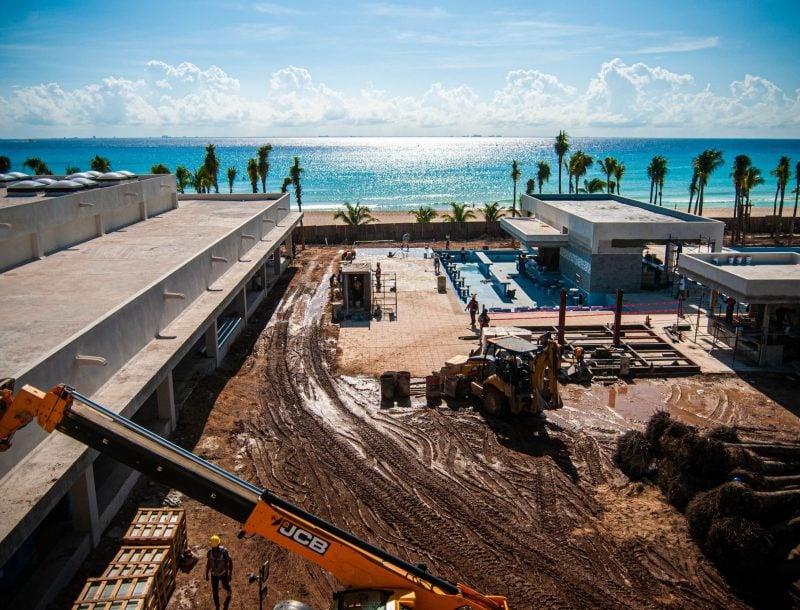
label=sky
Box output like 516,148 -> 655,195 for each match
1,0 -> 799,138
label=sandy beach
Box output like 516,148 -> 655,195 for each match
302,206 -> 772,226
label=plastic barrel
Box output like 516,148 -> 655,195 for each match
395,371 -> 411,398
380,372 -> 396,401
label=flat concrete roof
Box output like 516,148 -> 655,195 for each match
500,217 -> 570,247
0,198 -> 289,377
679,252 -> 800,303
545,198 -> 686,224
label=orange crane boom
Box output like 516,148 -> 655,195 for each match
0,380 -> 509,609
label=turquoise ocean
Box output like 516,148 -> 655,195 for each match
2,137 -> 799,213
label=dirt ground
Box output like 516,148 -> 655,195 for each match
55,242 -> 800,610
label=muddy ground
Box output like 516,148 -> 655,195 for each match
55,245 -> 800,610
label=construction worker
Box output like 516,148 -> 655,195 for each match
206,535 -> 233,609
466,294 -> 479,327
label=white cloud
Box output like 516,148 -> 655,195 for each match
0,59 -> 798,136
637,36 -> 720,54
363,3 -> 447,19
252,3 -> 304,15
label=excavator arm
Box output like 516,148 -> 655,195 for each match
0,381 -> 509,610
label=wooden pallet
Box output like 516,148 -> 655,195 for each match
73,576 -> 158,610
103,546 -> 175,609
122,508 -> 186,565
72,600 -> 150,610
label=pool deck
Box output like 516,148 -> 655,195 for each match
335,247 -> 772,378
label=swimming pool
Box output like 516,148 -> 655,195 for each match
437,249 -> 589,312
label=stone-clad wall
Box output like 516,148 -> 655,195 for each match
588,251 -> 643,293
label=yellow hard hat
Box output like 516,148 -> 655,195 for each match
209,535 -> 221,547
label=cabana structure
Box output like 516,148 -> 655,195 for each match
502,194 -> 725,299
679,251 -> 800,366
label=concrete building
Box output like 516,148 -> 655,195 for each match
0,174 -> 301,608
502,194 -> 725,302
679,251 -> 800,366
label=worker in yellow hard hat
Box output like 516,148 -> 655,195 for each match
206,535 -> 233,609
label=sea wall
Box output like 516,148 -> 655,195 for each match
298,221 -> 503,244
297,214 -> 783,244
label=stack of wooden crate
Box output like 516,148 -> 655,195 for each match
72,508 -> 186,610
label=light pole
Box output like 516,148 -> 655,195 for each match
248,560 -> 269,610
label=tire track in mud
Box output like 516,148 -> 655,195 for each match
240,250 -> 749,610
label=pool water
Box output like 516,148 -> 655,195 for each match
438,249 -> 585,311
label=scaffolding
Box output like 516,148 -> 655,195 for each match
372,267 -> 398,320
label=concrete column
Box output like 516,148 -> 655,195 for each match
273,249 -> 281,275
30,232 -> 44,259
156,373 -> 176,432
204,323 -> 219,366
286,233 -> 295,260
139,200 -> 148,221
235,287 -> 247,320
69,465 -> 100,547
759,304 -> 771,366
709,289 -> 718,317
94,214 -> 105,237
261,262 -> 268,292
664,242 -> 672,282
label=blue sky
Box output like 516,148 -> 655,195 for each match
1,1 -> 798,137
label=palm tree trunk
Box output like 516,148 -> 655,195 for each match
776,186 -> 786,237
696,182 -> 704,216
558,157 -> 563,194
789,186 -> 799,246
512,183 -> 517,217
649,179 -> 654,204
606,171 -> 612,194
771,186 -> 779,236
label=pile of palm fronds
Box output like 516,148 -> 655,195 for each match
615,412 -> 800,603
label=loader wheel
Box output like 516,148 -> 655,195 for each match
482,387 -> 508,416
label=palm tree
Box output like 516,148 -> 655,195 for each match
568,151 -> 593,194
687,171 -> 698,213
613,162 -> 625,195
289,157 -> 304,216
333,201 -> 376,225
742,166 -> 764,240
597,157 -> 618,194
246,158 -> 259,193
90,155 -> 111,173
731,155 -> 752,244
770,156 -> 791,237
789,161 -> 800,245
525,179 -> 535,196
175,166 -> 191,194
0,156 -> 10,174
280,176 -> 292,193
189,166 -> 212,194
227,167 -> 237,194
257,144 -> 272,193
536,161 -> 551,194
652,156 -> 668,206
64,165 -> 80,174
409,206 -> 438,223
554,131 -> 569,194
23,157 -> 52,175
203,143 -> 220,193
647,156 -> 667,205
481,201 -> 505,232
582,178 -> 606,194
510,160 -> 521,217
692,149 -> 724,216
441,201 -> 477,230
150,164 -> 170,174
